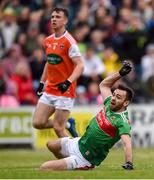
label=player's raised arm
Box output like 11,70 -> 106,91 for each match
99,61 -> 132,100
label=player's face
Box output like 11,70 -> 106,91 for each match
51,11 -> 67,30
110,89 -> 128,112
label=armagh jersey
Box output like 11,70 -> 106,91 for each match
43,31 -> 81,98
78,96 -> 131,166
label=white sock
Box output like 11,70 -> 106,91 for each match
65,122 -> 70,129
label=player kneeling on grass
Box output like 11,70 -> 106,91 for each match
40,61 -> 134,171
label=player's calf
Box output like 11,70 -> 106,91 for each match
40,159 -> 67,171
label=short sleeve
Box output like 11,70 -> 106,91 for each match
104,96 -> 112,108
68,44 -> 81,58
117,121 -> 131,137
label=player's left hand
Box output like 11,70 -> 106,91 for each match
56,80 -> 71,93
119,60 -> 132,77
122,161 -> 134,170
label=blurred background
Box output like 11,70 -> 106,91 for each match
0,0 -> 154,148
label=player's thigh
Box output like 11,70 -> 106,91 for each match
33,102 -> 55,124
53,109 -> 70,128
47,139 -> 61,152
61,138 -> 94,170
47,139 -> 65,158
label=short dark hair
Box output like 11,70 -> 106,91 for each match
117,84 -> 134,102
51,7 -> 69,18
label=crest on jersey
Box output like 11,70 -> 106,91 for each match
60,44 -> 64,49
85,150 -> 90,156
111,116 -> 115,120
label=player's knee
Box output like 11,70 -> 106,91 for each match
32,121 -> 40,129
32,120 -> 45,129
46,141 -> 55,152
53,125 -> 65,135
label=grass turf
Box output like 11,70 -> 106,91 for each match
0,148 -> 154,179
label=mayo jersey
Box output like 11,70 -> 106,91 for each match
43,31 -> 81,98
78,96 -> 131,166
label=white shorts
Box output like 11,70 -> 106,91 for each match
39,92 -> 74,111
60,137 -> 94,170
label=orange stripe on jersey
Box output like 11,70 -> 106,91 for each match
43,31 -> 77,98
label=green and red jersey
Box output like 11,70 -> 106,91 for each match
78,96 -> 131,166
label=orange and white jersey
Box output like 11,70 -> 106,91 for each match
43,31 -> 81,98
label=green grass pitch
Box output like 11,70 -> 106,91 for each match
0,148 -> 154,179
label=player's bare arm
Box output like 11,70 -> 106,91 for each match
68,56 -> 84,83
40,62 -> 48,84
121,134 -> 133,162
99,61 -> 132,100
56,56 -> 84,94
121,134 -> 134,170
99,72 -> 121,100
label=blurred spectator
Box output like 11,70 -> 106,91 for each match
121,0 -> 134,9
73,22 -> 90,53
28,47 -> 46,91
11,61 -> 37,105
17,6 -> 30,33
36,33 -> 46,48
86,81 -> 100,104
75,85 -> 88,105
15,32 -> 27,56
135,0 -> 153,25
78,44 -> 105,87
123,12 -> 147,67
141,43 -> 154,100
90,0 -> 116,18
29,0 -> 43,11
144,75 -> 154,101
0,7 -> 19,56
111,19 -> 128,58
102,46 -> 121,76
7,0 -> 23,17
93,6 -> 107,28
24,22 -> 40,56
73,4 -> 90,28
141,44 -> 154,82
0,68 -> 19,107
119,7 -> 132,24
0,44 -> 27,77
90,28 -> 105,54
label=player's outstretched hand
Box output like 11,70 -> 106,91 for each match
57,80 -> 71,93
122,161 -> 134,170
119,60 -> 132,77
37,82 -> 44,97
